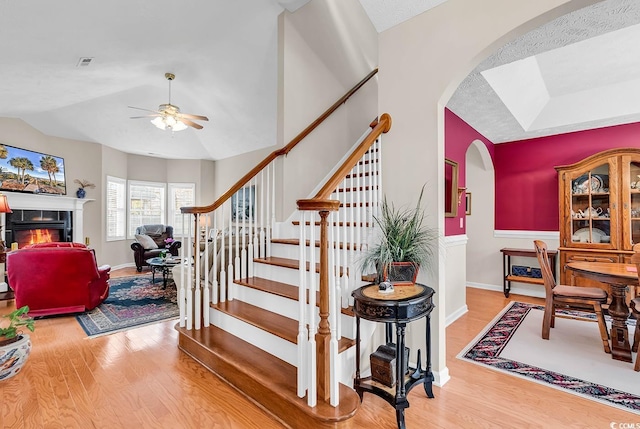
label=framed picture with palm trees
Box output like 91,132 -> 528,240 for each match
0,144 -> 66,195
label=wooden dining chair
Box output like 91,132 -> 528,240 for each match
629,249 -> 640,371
533,240 -> 611,353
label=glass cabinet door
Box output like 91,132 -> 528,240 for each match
627,159 -> 640,248
569,163 -> 611,245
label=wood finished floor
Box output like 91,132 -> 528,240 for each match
0,268 -> 636,428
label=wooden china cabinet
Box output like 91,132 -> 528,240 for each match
556,148 -> 640,288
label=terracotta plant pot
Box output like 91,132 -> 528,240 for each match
0,334 -> 32,381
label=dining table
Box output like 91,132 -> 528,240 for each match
565,261 -> 638,363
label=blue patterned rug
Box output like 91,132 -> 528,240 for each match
458,301 -> 640,414
75,274 -> 178,338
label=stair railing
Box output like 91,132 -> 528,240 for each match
297,113 -> 391,407
178,68 -> 378,327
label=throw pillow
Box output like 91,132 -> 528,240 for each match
135,234 -> 158,249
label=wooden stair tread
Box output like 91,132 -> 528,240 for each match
336,185 -> 378,192
176,324 -> 359,428
236,276 -> 299,300
213,298 -> 355,352
215,299 -> 298,343
254,256 -> 346,276
291,221 -> 372,227
271,238 -> 359,251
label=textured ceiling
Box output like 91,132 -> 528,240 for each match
447,0 -> 640,144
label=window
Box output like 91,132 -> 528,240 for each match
128,180 -> 166,238
106,176 -> 126,241
168,183 -> 195,236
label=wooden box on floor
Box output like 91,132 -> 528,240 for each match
370,343 -> 409,387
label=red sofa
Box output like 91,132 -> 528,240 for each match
6,242 -> 111,317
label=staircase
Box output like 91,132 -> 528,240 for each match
174,71 -> 389,429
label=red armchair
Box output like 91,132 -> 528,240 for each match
6,242 -> 111,317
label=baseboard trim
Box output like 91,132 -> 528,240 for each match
467,281 -> 545,298
446,304 -> 468,327
434,367 -> 450,387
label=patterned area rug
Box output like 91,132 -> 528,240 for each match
458,301 -> 640,414
75,274 -> 179,338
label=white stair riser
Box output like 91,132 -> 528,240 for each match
211,308 -> 298,366
209,307 -> 361,372
233,285 -> 299,320
254,262 -> 314,285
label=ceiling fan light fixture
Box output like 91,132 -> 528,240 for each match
130,73 -> 208,131
151,115 -> 188,132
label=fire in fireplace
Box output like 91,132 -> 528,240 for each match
12,220 -> 67,248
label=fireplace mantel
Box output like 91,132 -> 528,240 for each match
4,193 -> 94,243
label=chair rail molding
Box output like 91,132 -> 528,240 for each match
494,230 -> 559,240
443,234 -> 468,247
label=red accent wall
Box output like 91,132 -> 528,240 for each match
495,123 -> 640,231
444,109 -> 494,235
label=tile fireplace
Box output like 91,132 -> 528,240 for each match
3,194 -> 92,249
6,211 -> 71,248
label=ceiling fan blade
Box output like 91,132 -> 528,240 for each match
128,106 -> 162,114
179,118 -> 204,130
130,115 -> 161,119
179,113 -> 209,121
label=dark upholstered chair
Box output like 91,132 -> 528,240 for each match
131,224 -> 181,272
533,240 -> 610,354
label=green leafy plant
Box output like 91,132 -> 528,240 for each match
0,306 -> 35,343
361,186 -> 437,282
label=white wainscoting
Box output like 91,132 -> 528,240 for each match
444,234 -> 469,326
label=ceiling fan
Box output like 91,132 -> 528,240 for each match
129,72 -> 209,131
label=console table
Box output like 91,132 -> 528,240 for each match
352,283 -> 435,429
500,247 -> 556,297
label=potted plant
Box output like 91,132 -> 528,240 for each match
361,186 -> 437,285
0,306 -> 35,381
73,179 -> 95,199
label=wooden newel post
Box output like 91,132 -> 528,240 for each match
297,198 -> 340,403
316,209 -> 331,401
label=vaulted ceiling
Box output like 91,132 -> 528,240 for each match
0,0 -> 635,161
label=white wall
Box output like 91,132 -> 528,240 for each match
210,0 -> 378,222
377,0 -> 598,383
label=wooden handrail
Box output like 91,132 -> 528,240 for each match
181,68 -> 379,215
296,113 -> 391,211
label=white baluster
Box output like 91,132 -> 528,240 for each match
186,214 -> 193,330
247,178 -> 255,279
268,162 -> 275,257
297,210 -> 308,398
202,213 -> 210,327
212,217 -> 219,305
228,199 -> 234,301
194,214 -> 201,330
220,203 -> 227,303
259,169 -> 266,259
341,177 -> 350,309
307,210 -> 317,407
179,212 -> 187,328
